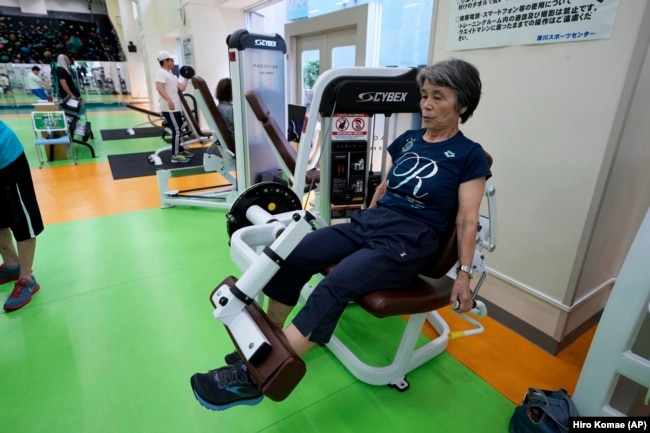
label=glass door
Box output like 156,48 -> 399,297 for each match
295,27 -> 357,109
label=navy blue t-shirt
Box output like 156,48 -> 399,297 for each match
377,129 -> 492,234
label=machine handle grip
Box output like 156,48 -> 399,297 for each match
452,299 -> 487,317
452,299 -> 477,311
447,300 -> 487,340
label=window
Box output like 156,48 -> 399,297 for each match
251,0 -> 434,68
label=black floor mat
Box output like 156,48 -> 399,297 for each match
100,127 -> 164,141
107,148 -> 207,180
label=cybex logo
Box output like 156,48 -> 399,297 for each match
357,92 -> 408,103
254,39 -> 277,47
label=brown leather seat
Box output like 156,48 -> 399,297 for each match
191,76 -> 236,154
245,90 -> 320,184
357,205 -> 460,316
322,212 -> 458,318
177,88 -> 211,138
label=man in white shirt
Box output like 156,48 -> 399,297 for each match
155,50 -> 191,164
28,66 -> 51,100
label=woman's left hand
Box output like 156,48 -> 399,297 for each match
450,274 -> 473,312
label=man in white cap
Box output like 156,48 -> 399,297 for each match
155,50 -> 192,163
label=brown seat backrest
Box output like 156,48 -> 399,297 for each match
264,118 -> 297,173
190,75 -> 236,154
419,152 -> 493,279
177,89 -> 210,138
246,90 -> 271,121
245,90 -> 299,174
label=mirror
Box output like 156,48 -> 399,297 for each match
0,61 -> 133,109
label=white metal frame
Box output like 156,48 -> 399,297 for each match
220,182 -> 496,389
293,67 -> 422,219
215,66 -> 499,390
319,184 -> 496,389
156,79 -> 239,210
573,206 -> 650,416
290,67 -> 498,388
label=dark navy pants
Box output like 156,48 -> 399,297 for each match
263,205 -> 440,344
161,111 -> 183,155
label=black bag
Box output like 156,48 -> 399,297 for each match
510,388 -> 579,433
60,95 -> 83,115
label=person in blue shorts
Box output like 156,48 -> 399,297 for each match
190,58 -> 492,410
27,66 -> 51,101
0,120 -> 44,311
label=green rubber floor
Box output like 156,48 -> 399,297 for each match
0,203 -> 513,433
2,110 -> 166,169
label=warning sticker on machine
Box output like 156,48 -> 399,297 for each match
332,113 -> 368,140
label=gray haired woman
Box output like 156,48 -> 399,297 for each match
190,58 -> 492,411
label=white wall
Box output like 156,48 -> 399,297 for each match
180,3 -> 243,102
430,1 -> 650,343
105,0 -> 148,98
133,0 -> 243,111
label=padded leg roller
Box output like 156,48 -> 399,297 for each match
212,277 -> 306,402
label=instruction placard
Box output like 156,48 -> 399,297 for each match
447,0 -> 620,51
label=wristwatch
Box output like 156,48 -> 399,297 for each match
457,264 -> 474,279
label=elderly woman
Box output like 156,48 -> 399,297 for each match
215,78 -> 234,138
191,58 -> 492,410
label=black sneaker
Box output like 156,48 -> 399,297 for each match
190,362 -> 263,410
224,350 -> 242,365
